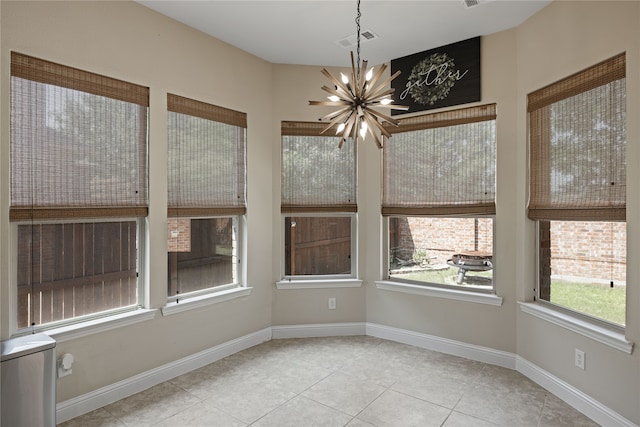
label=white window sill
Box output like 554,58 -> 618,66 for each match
276,278 -> 363,289
518,302 -> 634,354
375,280 -> 503,306
161,286 -> 253,316
45,308 -> 157,343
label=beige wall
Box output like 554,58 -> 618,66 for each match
1,0 -> 640,424
0,0 -> 275,401
514,1 -> 640,422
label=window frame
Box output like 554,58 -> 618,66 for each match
277,212 -> 361,289
166,215 -> 245,304
165,94 -> 249,307
528,53 -> 627,330
382,215 -> 496,294
9,52 -> 151,336
10,217 -> 148,337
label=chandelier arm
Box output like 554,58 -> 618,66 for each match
363,63 -> 388,94
321,69 -> 353,97
362,110 -> 393,138
365,108 -> 400,127
387,104 -> 410,111
318,106 -> 353,121
358,60 -> 369,95
351,114 -> 361,143
320,85 -> 355,101
366,70 -> 403,100
309,100 -> 353,107
365,88 -> 396,102
362,115 -> 384,148
339,115 -> 357,148
350,52 -> 357,81
323,109 -> 355,132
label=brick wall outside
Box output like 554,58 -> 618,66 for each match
394,218 -> 626,283
550,221 -> 626,283
167,218 -> 191,252
392,217 -> 493,265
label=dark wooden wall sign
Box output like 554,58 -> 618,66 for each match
391,37 -> 481,115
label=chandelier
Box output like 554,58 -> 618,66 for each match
309,0 -> 408,149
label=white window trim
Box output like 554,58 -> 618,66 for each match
162,285 -> 252,316
375,279 -> 503,306
519,302 -> 633,354
280,213 -> 359,284
42,308 -> 157,344
276,278 -> 363,290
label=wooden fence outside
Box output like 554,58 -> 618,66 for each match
17,222 -> 137,328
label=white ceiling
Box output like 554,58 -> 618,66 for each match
136,0 -> 551,67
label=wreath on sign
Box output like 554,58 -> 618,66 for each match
407,53 -> 457,105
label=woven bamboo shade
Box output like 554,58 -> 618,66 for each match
528,53 -> 626,221
167,94 -> 247,217
281,121 -> 357,213
382,104 -> 496,216
10,52 -> 149,221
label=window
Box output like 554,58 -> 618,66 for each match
528,53 -> 626,327
167,94 -> 246,301
10,52 -> 148,331
281,122 -> 357,280
382,104 -> 496,292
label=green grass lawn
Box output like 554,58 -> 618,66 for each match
392,268 -> 625,326
550,280 -> 626,326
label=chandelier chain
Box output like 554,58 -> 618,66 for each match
355,0 -> 361,78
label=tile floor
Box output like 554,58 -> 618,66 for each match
58,336 -> 600,427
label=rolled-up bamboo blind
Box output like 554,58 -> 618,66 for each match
167,94 -> 247,217
382,104 -> 496,216
528,53 -> 626,221
10,52 -> 149,221
281,121 -> 357,213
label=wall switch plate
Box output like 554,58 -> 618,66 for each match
328,297 -> 336,310
575,348 -> 585,370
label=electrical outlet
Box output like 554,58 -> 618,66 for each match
328,297 -> 336,310
575,348 -> 585,370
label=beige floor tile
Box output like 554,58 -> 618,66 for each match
454,381 -> 546,426
302,371 -> 386,416
251,395 -> 352,427
200,378 -> 297,424
103,382 -> 200,426
391,367 -> 474,409
442,410 -> 501,426
346,418 -> 378,427
57,336 -> 602,427
57,408 -> 125,427
154,399 -> 247,427
357,389 -> 452,427
538,393 -> 601,427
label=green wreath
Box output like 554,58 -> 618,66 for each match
407,53 -> 457,105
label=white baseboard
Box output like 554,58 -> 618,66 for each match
517,356 -> 636,427
55,327 -> 272,423
56,323 -> 634,427
272,322 -> 366,339
365,322 -> 516,369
